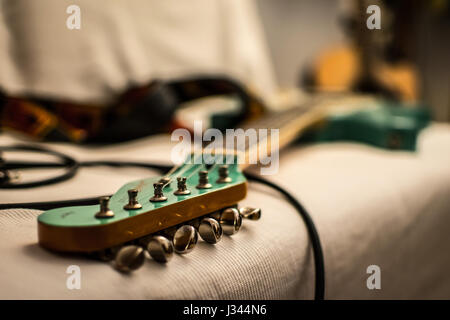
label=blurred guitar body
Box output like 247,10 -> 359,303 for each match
313,44 -> 419,102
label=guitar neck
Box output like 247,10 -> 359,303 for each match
188,94 -> 375,173
236,104 -> 319,170
235,94 -> 377,170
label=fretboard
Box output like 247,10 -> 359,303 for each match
201,94 -> 376,170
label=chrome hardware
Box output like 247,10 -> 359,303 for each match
198,217 -> 223,244
123,189 -> 142,210
239,207 -> 261,220
174,177 -> 191,195
114,245 -> 146,272
147,235 -> 174,263
219,207 -> 242,235
173,225 -> 198,254
95,196 -> 115,219
216,165 -> 232,183
150,182 -> 168,202
196,170 -> 212,189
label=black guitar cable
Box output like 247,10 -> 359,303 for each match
0,144 -> 79,189
244,172 -> 325,300
0,144 -> 325,300
0,144 -> 171,189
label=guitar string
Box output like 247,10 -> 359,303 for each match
160,115 -> 274,184
160,153 -> 199,182
159,153 -> 206,188
185,163 -> 218,180
163,149 -> 227,183
161,125 -> 270,186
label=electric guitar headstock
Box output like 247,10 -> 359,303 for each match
38,153 -> 261,271
37,94 -> 383,272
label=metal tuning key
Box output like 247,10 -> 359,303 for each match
123,188 -> 142,210
174,177 -> 190,195
198,217 -> 223,244
147,235 -> 174,263
217,207 -> 242,235
95,196 -> 115,219
239,207 -> 261,220
173,225 -> 198,254
114,245 -> 146,272
150,182 -> 168,202
196,170 -> 212,189
216,165 -> 232,183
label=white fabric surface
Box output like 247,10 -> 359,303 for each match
0,0 -> 276,105
0,124 -> 450,299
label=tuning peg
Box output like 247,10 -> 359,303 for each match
147,235 -> 174,263
174,177 -> 191,195
239,207 -> 261,220
198,217 -> 223,244
123,188 -> 142,210
219,207 -> 242,235
216,165 -> 232,183
150,182 -> 168,202
95,196 -> 115,219
196,170 -> 212,189
173,225 -> 198,254
114,245 -> 146,272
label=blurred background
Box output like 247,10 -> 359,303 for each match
1,1 -> 450,301
0,0 -> 449,143
258,0 -> 450,121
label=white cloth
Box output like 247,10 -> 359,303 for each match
0,0 -> 276,104
0,124 -> 449,299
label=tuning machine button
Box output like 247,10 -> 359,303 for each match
216,165 -> 232,183
198,217 -> 223,244
146,235 -> 174,263
218,207 -> 242,235
123,188 -> 142,210
173,225 -> 198,254
95,196 -> 115,219
196,170 -> 212,189
114,245 -> 146,272
239,207 -> 261,220
150,182 -> 168,202
174,177 -> 191,195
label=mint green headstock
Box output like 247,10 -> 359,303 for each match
37,158 -> 247,253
